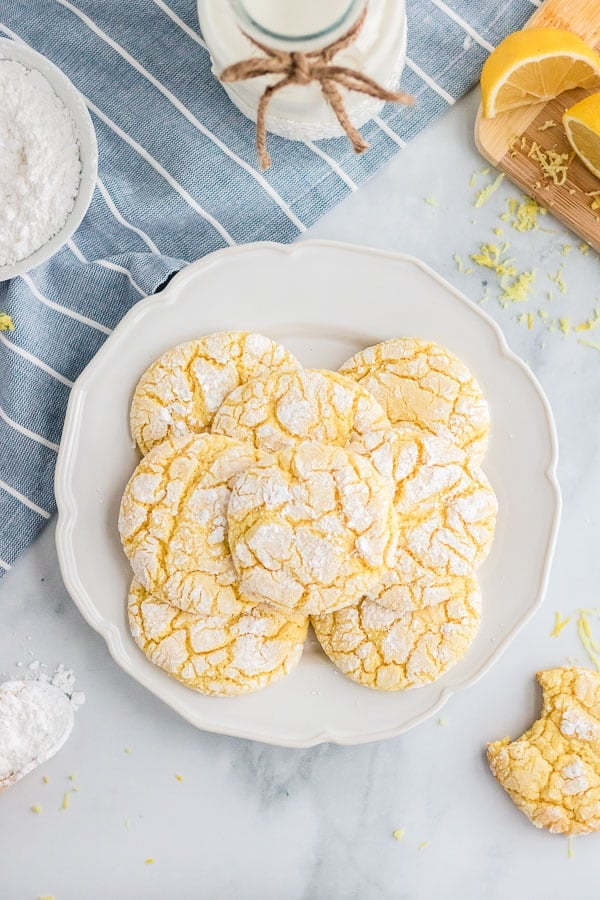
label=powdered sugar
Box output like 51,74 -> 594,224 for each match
0,58 -> 81,267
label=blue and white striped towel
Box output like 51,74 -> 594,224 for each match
0,0 -> 535,577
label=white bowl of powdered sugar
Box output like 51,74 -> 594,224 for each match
0,38 -> 97,281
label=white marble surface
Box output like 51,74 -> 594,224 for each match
2,89 -> 600,899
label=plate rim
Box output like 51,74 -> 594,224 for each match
55,240 -> 562,747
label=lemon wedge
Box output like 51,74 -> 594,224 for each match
564,92 -> 600,179
481,28 -> 600,118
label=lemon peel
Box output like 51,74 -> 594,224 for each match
580,243 -> 591,256
528,141 -> 574,186
470,243 -> 516,278
539,120 -> 557,131
552,612 -> 572,637
501,271 -> 536,304
576,309 -> 600,332
452,253 -> 463,273
559,318 -> 571,336
392,828 -> 405,841
425,196 -> 437,207
31,805 -> 42,814
469,166 -> 490,187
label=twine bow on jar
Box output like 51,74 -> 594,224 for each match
220,6 -> 414,169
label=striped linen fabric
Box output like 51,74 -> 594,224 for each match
0,0 -> 536,576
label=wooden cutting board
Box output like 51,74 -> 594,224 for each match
475,0 -> 600,252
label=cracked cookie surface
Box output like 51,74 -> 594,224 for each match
119,433 -> 261,615
130,332 -> 299,455
211,368 -> 394,477
367,425 -> 497,611
227,441 -> 398,616
488,667 -> 600,835
312,576 -> 481,690
339,338 -> 490,463
128,580 -> 308,696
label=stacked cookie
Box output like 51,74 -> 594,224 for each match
119,332 -> 497,696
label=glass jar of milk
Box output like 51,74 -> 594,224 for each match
197,0 -> 408,142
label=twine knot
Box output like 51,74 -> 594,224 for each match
220,6 -> 414,169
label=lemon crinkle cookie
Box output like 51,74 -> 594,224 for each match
211,367 -> 395,474
312,576 -> 481,690
128,580 -> 308,696
119,433 -> 261,615
227,441 -> 398,616
488,667 -> 600,836
339,338 -> 490,463
130,331 -> 300,454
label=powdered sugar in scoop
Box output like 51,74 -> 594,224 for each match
0,58 -> 81,267
0,680 -> 74,792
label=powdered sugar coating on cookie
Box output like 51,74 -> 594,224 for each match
313,578 -> 481,690
119,433 -> 261,615
227,442 -> 398,616
130,332 -> 300,455
488,667 -> 600,835
339,338 -> 490,463
211,368 -> 395,478
128,580 -> 308,697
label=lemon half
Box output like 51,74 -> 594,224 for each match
564,92 -> 600,179
481,28 -> 600,118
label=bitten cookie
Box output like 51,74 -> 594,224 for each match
119,433 -> 261,615
339,338 -> 490,463
488,667 -> 600,836
211,368 -> 394,476
130,332 -> 300,454
312,577 -> 481,690
128,580 -> 308,696
227,441 -> 398,616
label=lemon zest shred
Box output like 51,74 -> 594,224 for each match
575,309 -> 600,332
538,309 -> 549,321
568,837 -> 574,860
392,828 -> 406,841
509,196 -> 547,232
418,841 -> 429,851
42,776 -> 49,784
175,774 -> 184,782
579,242 -> 591,256
551,612 -> 571,637
124,747 -> 132,754
559,317 -> 571,336
576,611 -> 600,670
501,270 -> 536,304
548,268 -> 567,294
38,896 -> 55,900
145,858 -> 155,865
474,172 -> 504,208
561,244 -> 572,257
469,166 -> 490,187
538,119 -> 557,131
452,253 -> 463,273
587,191 -> 600,211
425,196 -> 437,207
470,243 -> 516,278
0,313 -> 14,332
438,718 -> 448,726
31,805 -> 42,814
493,227 -> 504,236
527,141 -> 573,186
61,792 -> 70,810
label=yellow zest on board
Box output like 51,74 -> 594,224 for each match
124,747 -> 132,754
38,896 -> 55,900
175,774 -> 184,782
528,141 -> 573,186
588,191 -> 600,211
494,227 -> 504,236
453,253 -> 463,273
561,244 -> 572,257
470,242 -> 516,277
0,313 -> 14,332
576,309 -> 600,332
469,166 -> 490,186
438,718 -> 448,726
425,196 -> 437,207
568,836 -> 574,860
69,773 -> 76,781
31,805 -> 42,814
42,776 -> 49,784
418,841 -> 429,851
474,172 -> 505,208
580,242 -> 591,255
576,610 -> 600,670
145,858 -> 155,865
551,611 -> 572,637
392,828 -> 405,841
501,270 -> 536,304
481,28 -> 600,118
61,792 -> 70,810
538,119 -> 557,131
505,195 -> 547,232
559,317 -> 571,336
538,309 -> 549,321
465,267 -> 473,275
578,338 -> 600,351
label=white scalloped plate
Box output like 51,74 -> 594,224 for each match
55,241 -> 561,747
